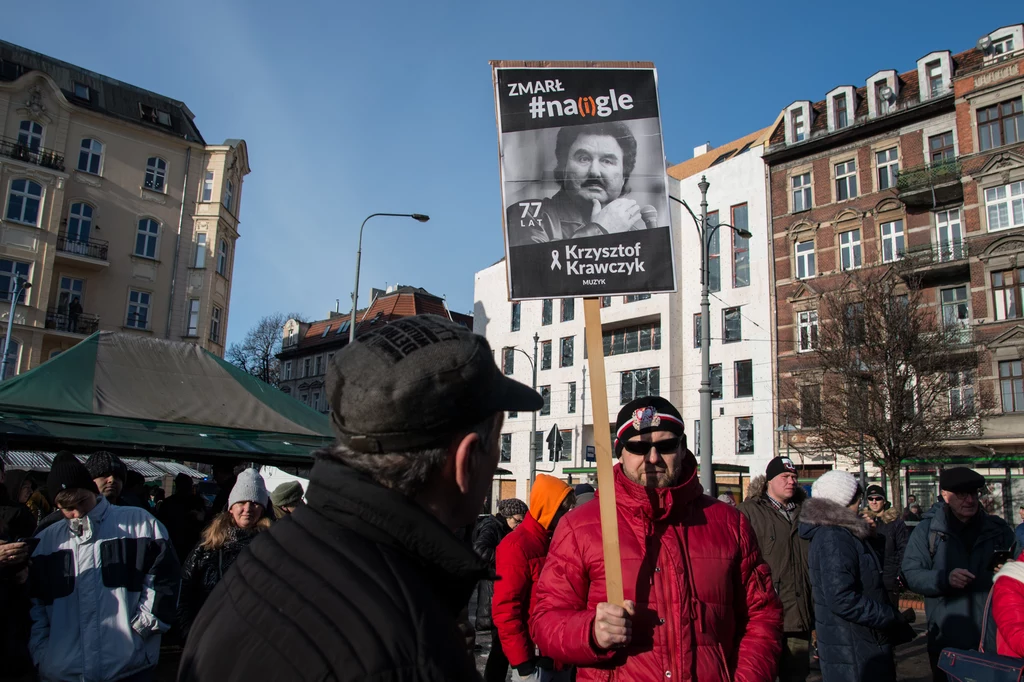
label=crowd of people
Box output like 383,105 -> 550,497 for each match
3,313 -> 1024,681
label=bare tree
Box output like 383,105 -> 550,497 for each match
227,313 -> 297,386
796,267 -> 986,508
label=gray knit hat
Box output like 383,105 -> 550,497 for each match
228,468 -> 269,508
811,470 -> 861,508
497,498 -> 528,518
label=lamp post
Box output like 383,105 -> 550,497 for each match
1,277 -> 30,381
670,177 -> 752,494
512,333 -> 540,487
349,212 -> 430,343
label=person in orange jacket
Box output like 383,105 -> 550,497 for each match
992,550 -> 1024,657
492,474 -> 575,681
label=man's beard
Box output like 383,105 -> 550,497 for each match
625,465 -> 682,489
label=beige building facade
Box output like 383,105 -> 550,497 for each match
0,41 -> 249,377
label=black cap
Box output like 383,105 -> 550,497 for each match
84,451 -> 126,481
865,485 -> 887,499
940,467 -> 986,493
327,315 -> 542,453
614,396 -> 685,455
765,456 -> 798,481
47,452 -> 98,495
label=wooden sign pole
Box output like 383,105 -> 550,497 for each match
582,297 -> 624,606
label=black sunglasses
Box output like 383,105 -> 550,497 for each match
620,437 -> 681,456
867,496 -> 885,502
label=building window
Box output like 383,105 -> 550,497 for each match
723,307 -> 742,343
533,431 -> 544,461
283,360 -> 292,380
874,80 -> 892,115
126,290 -> 151,329
795,240 -> 815,279
223,179 -> 234,211
709,364 -> 723,400
560,336 -> 574,367
217,239 -> 229,276
303,358 -> 311,378
929,132 -> 955,163
314,355 -> 323,376
797,384 -> 820,428
67,202 -> 94,243
17,120 -> 42,151
693,313 -> 701,348
693,420 -> 700,459
839,229 -> 862,270
600,296 -> 612,308
602,323 -> 661,357
835,160 -> 858,201
620,367 -> 660,404
985,182 -> 1024,232
135,218 -> 160,259
202,171 -> 214,202
834,94 -> 849,129
500,434 -> 512,463
568,381 -> 576,414
542,299 -> 552,325
936,209 -> 965,260
540,385 -> 551,415
5,179 -> 42,225
992,34 -> 1016,56
186,299 -> 200,336
561,298 -> 574,322
209,307 -> 222,343
927,60 -> 944,98
708,211 -> 720,292
0,260 -> 30,304
735,360 -> 753,398
144,157 -> 167,192
845,303 -> 866,345
77,138 -> 103,175
559,430 -> 573,462
73,82 -> 90,100
791,108 -> 806,142
510,302 -> 520,331
949,370 -> 975,417
993,268 -> 1024,320
798,310 -> 818,352
736,417 -> 754,454
978,97 -> 1023,151
624,293 -> 651,303
792,172 -> 812,212
194,233 -> 207,268
501,347 -> 514,375
541,340 -> 552,370
940,286 -> 970,333
1000,360 -> 1024,413
876,148 -> 899,190
732,204 -> 750,288
880,220 -> 905,263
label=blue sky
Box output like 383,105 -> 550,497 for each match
3,2 -> 1018,347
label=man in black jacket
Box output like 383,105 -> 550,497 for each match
178,315 -> 543,682
862,484 -> 909,607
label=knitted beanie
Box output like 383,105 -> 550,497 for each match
270,481 -> 304,508
497,498 -> 528,518
84,451 -> 127,480
227,468 -> 269,508
811,470 -> 861,508
47,452 -> 98,495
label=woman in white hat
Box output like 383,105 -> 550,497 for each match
177,468 -> 270,641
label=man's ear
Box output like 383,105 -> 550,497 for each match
452,431 -> 481,496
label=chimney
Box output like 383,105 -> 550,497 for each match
693,142 -> 712,158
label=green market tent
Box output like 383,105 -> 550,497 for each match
0,332 -> 333,464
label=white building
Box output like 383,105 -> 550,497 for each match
473,261 -> 680,504
667,125 -> 779,485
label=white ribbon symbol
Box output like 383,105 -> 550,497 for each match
551,250 -> 561,271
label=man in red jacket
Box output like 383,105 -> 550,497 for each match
493,473 -> 575,681
530,396 -> 783,681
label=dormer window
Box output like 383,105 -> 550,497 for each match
993,34 -> 1015,56
917,52 -> 953,101
868,70 -> 899,117
875,81 -> 892,115
982,26 -> 1023,64
785,102 -> 813,144
834,94 -> 849,128
73,82 -> 90,100
826,86 -> 856,132
793,109 -> 806,141
927,62 -> 943,98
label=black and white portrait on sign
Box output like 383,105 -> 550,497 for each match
492,65 -> 676,300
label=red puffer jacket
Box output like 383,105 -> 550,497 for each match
993,553 -> 1024,657
530,459 -> 783,681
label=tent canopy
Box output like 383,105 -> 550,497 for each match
0,332 -> 333,464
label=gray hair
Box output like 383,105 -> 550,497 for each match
321,413 -> 501,498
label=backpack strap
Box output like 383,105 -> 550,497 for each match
928,529 -> 940,559
979,584 -> 995,653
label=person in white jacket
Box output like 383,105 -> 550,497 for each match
30,452 -> 180,682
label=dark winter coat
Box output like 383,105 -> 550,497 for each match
471,513 -> 511,630
0,485 -> 36,679
177,457 -> 487,682
901,500 -> 1016,655
159,492 -> 207,565
864,507 -> 909,605
177,525 -> 262,640
800,497 -> 898,682
738,476 -> 814,632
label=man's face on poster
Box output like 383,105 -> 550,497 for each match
564,134 -> 625,206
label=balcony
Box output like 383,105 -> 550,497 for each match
901,241 -> 970,286
45,308 -> 99,336
0,137 -> 65,172
55,235 -> 109,270
897,159 -> 963,208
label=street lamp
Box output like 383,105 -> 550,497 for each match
349,212 -> 430,343
1,277 -> 31,381
670,176 -> 753,494
511,333 -> 540,486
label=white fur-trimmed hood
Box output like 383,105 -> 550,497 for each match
995,559 -> 1024,586
798,496 -> 873,539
